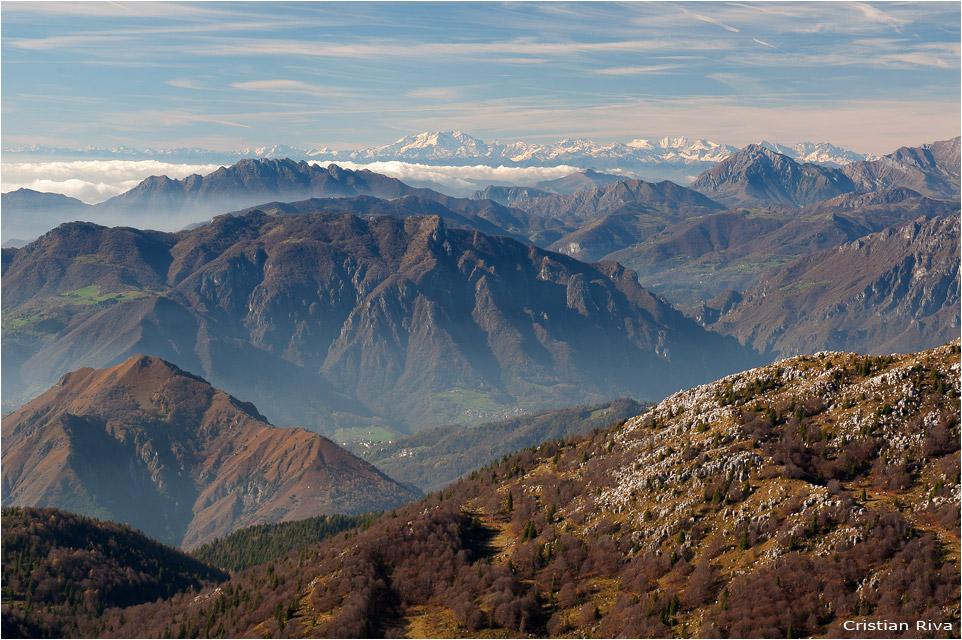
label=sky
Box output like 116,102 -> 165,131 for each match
1,1 -> 960,155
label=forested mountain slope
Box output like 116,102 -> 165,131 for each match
0,507 -> 227,639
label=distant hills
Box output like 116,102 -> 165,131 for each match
1,355 -> 420,548
603,186 -> 960,305
1,160 -> 541,241
1,212 -> 757,435
2,136 -> 953,247
354,397 -> 649,492
470,169 -> 628,206
690,137 -> 960,207
2,136 -> 958,428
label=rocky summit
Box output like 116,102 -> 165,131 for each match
688,144 -> 857,208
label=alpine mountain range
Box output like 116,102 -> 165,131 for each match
5,130 -> 875,187
2,131 -> 959,639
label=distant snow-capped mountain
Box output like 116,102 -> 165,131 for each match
758,140 -> 871,166
337,132 -> 742,167
348,131 -> 498,160
4,132 -> 876,183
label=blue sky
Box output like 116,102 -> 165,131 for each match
2,1 -> 959,154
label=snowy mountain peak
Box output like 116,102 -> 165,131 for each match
4,132 -> 877,185
757,140 -> 877,166
360,130 -> 492,159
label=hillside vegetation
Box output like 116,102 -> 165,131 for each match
191,514 -> 380,574
88,341 -> 959,638
0,507 -> 227,639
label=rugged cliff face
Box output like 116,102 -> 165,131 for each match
708,216 -> 961,357
3,212 -> 758,434
1,355 -> 420,548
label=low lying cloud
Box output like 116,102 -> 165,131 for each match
309,160 -> 590,195
1,160 -> 224,203
7,178 -> 144,204
2,159 -> 604,204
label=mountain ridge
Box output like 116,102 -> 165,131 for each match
4,131 -> 875,170
2,212 -> 760,435
691,137 -> 960,208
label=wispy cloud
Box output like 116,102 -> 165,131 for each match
230,80 -> 358,99
18,93 -> 104,104
2,1 -> 957,158
9,20 -> 312,52
595,65 -> 680,76
190,37 -> 739,59
852,2 -> 911,30
690,11 -> 741,33
487,58 -> 550,65
404,87 -> 465,101
707,73 -> 767,93
166,79 -> 204,90
2,1 -> 239,19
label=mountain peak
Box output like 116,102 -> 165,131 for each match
690,144 -> 856,207
2,354 -> 420,548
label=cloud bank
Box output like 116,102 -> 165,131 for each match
310,160 -> 592,194
1,160 -> 224,203
2,160 -> 598,202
